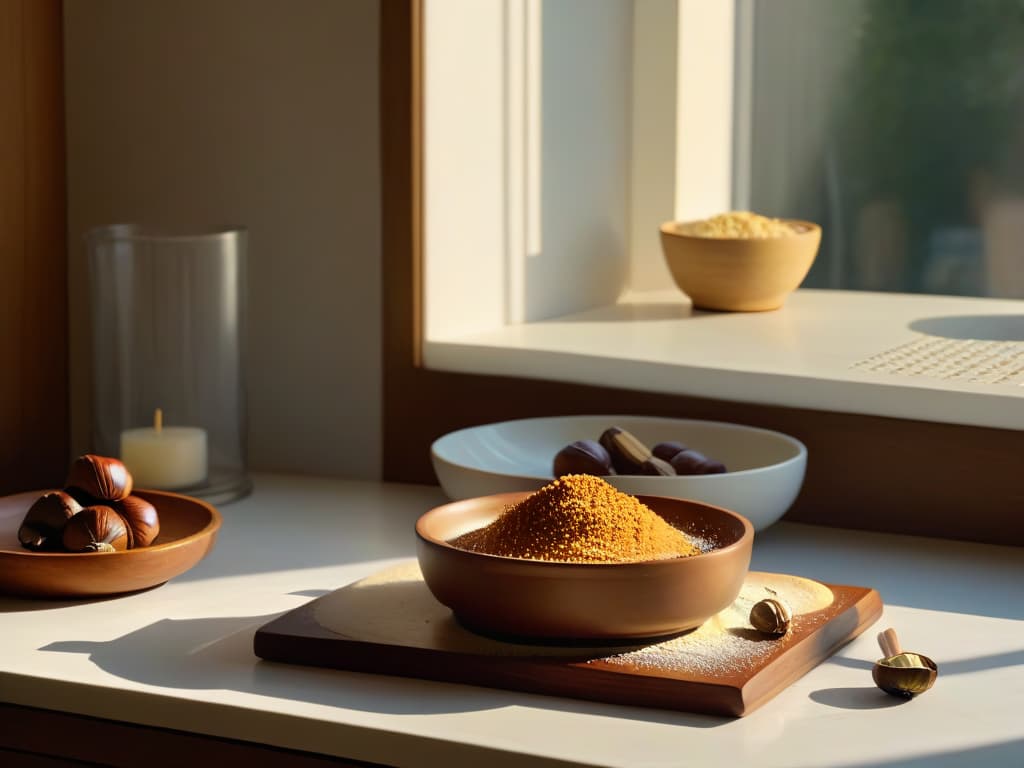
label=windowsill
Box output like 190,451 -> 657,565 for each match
423,289 -> 1024,430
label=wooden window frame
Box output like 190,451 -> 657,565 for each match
0,0 -> 68,493
381,0 -> 1021,547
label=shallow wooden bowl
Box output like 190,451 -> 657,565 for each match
416,492 -> 753,641
0,489 -> 221,598
659,219 -> 821,311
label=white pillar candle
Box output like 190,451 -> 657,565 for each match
120,409 -> 208,490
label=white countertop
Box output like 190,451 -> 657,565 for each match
425,289 -> 1024,431
1,474 -> 1021,767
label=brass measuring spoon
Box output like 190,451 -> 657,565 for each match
872,627 -> 938,698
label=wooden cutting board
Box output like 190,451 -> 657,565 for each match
254,561 -> 881,717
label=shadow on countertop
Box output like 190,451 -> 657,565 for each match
36,592 -> 727,729
909,314 -> 1024,341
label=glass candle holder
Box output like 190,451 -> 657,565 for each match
87,225 -> 251,505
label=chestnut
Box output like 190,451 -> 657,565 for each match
112,495 -> 161,548
599,427 -> 675,476
66,454 -> 133,502
17,491 -> 82,551
553,440 -> 614,477
652,441 -> 688,463
638,457 -> 676,476
64,485 -> 100,508
669,448 -> 727,475
62,506 -> 129,553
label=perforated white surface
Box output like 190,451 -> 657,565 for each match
853,335 -> 1024,386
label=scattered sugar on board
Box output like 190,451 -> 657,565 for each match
596,573 -> 834,675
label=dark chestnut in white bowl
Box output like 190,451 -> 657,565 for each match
431,415 -> 806,532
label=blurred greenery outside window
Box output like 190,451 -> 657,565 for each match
746,0 -> 1024,298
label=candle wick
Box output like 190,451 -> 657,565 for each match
154,408 -> 163,433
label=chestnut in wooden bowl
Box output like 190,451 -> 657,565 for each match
415,492 -> 753,641
0,489 -> 221,598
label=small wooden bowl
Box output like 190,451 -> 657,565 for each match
0,489 -> 221,598
659,219 -> 821,311
416,492 -> 753,641
872,653 -> 938,698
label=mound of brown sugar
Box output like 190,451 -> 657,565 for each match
450,474 -> 701,563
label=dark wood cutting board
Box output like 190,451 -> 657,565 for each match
254,562 -> 882,717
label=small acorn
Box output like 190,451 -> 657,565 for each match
750,597 -> 792,636
17,491 -> 83,551
112,495 -> 161,548
66,454 -> 133,503
872,628 -> 938,698
62,506 -> 129,553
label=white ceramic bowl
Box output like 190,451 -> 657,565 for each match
430,415 -> 807,532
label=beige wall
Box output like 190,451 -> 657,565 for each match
64,0 -> 382,479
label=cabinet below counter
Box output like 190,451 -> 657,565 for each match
0,474 -> 1020,767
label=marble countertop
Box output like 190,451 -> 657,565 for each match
1,474 -> 1020,767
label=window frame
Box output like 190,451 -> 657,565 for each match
0,0 -> 68,493
380,0 -> 1023,547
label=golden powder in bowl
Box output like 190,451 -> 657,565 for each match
683,211 -> 798,239
449,474 -> 701,563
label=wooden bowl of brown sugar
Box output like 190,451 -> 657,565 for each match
415,483 -> 754,642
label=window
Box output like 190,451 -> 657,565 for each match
420,0 -> 1024,431
381,0 -> 1023,544
745,0 -> 1024,298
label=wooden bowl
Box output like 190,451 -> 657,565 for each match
0,489 -> 221,598
659,219 -> 821,311
415,492 -> 753,641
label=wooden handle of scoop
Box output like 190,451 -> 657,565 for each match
877,627 -> 902,658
